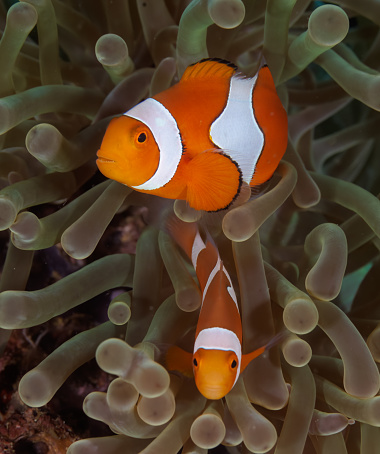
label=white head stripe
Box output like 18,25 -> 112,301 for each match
194,327 -> 241,355
191,231 -> 206,268
125,98 -> 183,191
194,327 -> 242,384
210,74 -> 264,183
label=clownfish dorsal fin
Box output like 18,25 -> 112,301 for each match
181,58 -> 237,82
183,149 -> 242,212
166,345 -> 193,378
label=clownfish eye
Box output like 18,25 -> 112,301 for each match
137,132 -> 147,143
193,358 -> 198,367
231,359 -> 237,369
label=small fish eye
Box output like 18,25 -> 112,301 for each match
193,358 -> 198,367
231,360 -> 237,369
137,132 -> 147,143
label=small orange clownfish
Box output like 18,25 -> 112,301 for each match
165,216 -> 280,400
97,58 -> 288,212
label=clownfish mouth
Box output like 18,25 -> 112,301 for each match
197,384 -> 228,400
96,154 -> 115,164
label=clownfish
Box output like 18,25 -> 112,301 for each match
165,216 -> 281,400
97,58 -> 288,212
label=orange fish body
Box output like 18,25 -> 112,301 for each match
165,217 -> 274,400
97,58 -> 288,212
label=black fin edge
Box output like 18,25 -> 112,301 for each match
190,57 -> 238,71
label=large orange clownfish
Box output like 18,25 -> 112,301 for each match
97,58 -> 288,212
165,216 -> 281,400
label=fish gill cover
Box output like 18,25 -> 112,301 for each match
0,0 -> 379,453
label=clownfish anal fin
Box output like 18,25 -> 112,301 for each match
181,58 -> 237,82
250,178 -> 272,197
184,150 -> 242,212
166,345 -> 194,378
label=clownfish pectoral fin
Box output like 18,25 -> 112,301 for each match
240,346 -> 266,373
181,58 -> 237,82
240,331 -> 286,373
166,345 -> 194,378
184,150 -> 242,212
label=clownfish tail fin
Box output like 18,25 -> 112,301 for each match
204,228 -> 219,254
165,212 -> 199,260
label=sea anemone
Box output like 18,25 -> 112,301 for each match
0,0 -> 380,453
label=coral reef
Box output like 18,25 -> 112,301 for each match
0,0 -> 380,453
